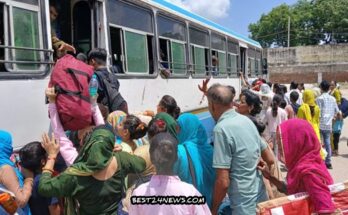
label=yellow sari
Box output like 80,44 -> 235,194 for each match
297,90 -> 321,141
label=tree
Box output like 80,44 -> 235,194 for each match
249,0 -> 348,48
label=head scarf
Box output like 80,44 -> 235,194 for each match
174,113 -> 215,207
65,126 -> 115,176
154,113 -> 178,140
279,119 -> 333,194
107,111 -> 127,130
0,130 -> 31,214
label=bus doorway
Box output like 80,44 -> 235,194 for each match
50,0 -> 93,55
72,1 -> 92,54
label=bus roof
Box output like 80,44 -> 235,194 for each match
146,0 -> 262,48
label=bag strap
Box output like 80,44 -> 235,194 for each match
55,86 -> 90,103
183,145 -> 197,188
66,68 -> 90,92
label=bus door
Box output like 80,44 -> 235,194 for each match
71,0 -> 92,54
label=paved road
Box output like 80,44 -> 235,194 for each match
329,88 -> 348,183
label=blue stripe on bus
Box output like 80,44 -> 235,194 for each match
195,111 -> 216,144
152,0 -> 261,48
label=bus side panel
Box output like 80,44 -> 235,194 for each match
0,78 -> 50,149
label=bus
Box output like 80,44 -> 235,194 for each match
0,0 -> 263,149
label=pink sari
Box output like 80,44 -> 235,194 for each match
279,119 -> 335,213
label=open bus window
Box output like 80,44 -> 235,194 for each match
189,26 -> 209,77
157,15 -> 187,76
0,3 -> 5,72
227,40 -> 239,77
211,33 -> 227,77
108,1 -> 154,75
109,26 -> 154,74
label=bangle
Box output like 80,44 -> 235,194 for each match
42,168 -> 54,174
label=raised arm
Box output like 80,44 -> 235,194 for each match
46,88 -> 78,166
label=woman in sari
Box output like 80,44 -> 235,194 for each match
174,113 -> 215,207
153,113 -> 179,140
107,111 -> 148,154
297,89 -> 321,141
259,119 -> 335,214
38,126 -> 146,215
0,130 -> 32,215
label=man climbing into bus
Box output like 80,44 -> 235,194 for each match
87,48 -> 129,114
49,3 -> 76,57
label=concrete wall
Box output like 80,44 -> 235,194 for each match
266,44 -> 348,83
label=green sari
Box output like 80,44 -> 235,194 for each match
39,126 -> 146,215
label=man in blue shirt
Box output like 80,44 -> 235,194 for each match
207,84 -> 274,215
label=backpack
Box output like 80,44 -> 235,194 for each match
94,68 -> 126,113
49,54 -> 95,131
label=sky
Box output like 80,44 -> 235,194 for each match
167,0 -> 298,37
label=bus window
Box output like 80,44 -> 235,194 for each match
189,26 -> 209,77
211,33 -> 227,77
157,15 -> 187,76
248,48 -> 256,77
12,7 -> 40,71
0,3 -> 4,72
227,40 -> 239,77
108,1 -> 154,75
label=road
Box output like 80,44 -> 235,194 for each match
329,88 -> 348,183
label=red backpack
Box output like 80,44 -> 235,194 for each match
49,54 -> 95,131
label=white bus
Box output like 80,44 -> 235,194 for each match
0,0 -> 263,149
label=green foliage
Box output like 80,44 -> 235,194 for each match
249,0 -> 348,47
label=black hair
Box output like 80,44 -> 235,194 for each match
123,115 -> 148,140
290,81 -> 298,90
280,99 -> 287,109
290,91 -> 299,103
319,80 -> 330,92
19,142 -> 46,174
280,85 -> 288,94
87,48 -> 107,65
272,95 -> 283,117
299,83 -> 305,90
267,82 -> 272,88
147,118 -> 167,139
159,95 -> 181,120
149,132 -> 178,174
241,90 -> 263,116
76,53 -> 87,63
248,116 -> 266,135
260,79 -> 267,84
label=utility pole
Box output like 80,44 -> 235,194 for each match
287,16 -> 291,48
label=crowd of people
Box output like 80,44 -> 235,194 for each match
0,48 -> 347,215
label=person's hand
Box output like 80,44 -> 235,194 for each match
58,43 -> 76,54
198,78 -> 210,95
41,133 -> 60,158
143,110 -> 155,117
90,93 -> 98,105
113,144 -> 123,152
46,87 -> 57,103
257,159 -> 271,180
21,167 -> 34,179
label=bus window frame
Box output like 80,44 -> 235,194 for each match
189,25 -> 210,79
190,43 -> 210,78
227,52 -> 238,78
156,13 -> 189,78
0,0 -> 52,80
109,23 -> 156,77
158,36 -> 188,77
210,33 -> 228,79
